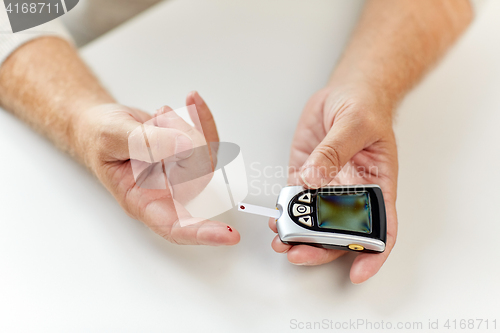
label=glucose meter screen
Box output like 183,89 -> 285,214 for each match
317,192 -> 372,233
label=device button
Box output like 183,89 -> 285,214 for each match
292,204 -> 311,216
348,244 -> 365,251
297,192 -> 312,204
298,216 -> 312,227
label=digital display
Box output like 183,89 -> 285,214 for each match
317,192 -> 372,233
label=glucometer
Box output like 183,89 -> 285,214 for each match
239,185 -> 386,253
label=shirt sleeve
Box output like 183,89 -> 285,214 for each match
0,5 -> 72,66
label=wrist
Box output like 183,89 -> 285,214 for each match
326,76 -> 400,114
326,61 -> 405,114
323,77 -> 396,121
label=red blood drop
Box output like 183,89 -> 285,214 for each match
227,226 -> 233,232
240,205 -> 245,210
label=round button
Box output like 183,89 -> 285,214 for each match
297,206 -> 307,213
348,244 -> 364,251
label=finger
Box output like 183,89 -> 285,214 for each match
271,235 -> 292,253
300,116 -> 376,188
126,120 -> 194,163
349,235 -> 395,284
170,219 -> 241,246
170,198 -> 240,246
140,193 -> 240,246
186,91 -> 219,169
153,106 -> 197,135
268,217 -> 278,233
184,94 -> 204,136
89,104 -> 192,164
186,91 -> 219,144
350,196 -> 398,284
287,245 -> 346,265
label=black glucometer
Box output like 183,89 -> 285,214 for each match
239,185 -> 386,253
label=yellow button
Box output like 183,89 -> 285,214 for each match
348,244 -> 364,251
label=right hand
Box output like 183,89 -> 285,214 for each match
269,84 -> 399,284
73,91 -> 240,245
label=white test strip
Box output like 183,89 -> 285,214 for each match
238,202 -> 281,219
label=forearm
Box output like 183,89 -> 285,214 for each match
0,37 -> 115,161
329,0 -> 473,108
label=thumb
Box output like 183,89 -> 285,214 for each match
300,118 -> 372,188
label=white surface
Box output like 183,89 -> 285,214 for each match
1,0 -> 500,331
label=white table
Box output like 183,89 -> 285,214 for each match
1,0 -> 499,331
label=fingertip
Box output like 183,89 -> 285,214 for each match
215,224 -> 241,246
287,245 -> 345,265
287,245 -> 315,265
349,254 -> 383,284
201,222 -> 241,246
192,91 -> 206,108
186,90 -> 205,108
300,166 -> 329,189
271,235 -> 291,253
268,217 -> 278,233
186,91 -> 196,106
155,105 -> 173,117
223,227 -> 241,246
350,266 -> 371,285
170,219 -> 240,246
186,91 -> 219,144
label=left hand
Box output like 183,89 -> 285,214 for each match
73,91 -> 240,246
269,84 -> 399,284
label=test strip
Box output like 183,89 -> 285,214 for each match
238,202 -> 281,219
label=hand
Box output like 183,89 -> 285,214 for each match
129,103 -> 216,206
74,91 -> 240,245
269,84 -> 398,284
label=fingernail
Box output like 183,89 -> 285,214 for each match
175,134 -> 193,159
300,167 -> 327,189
